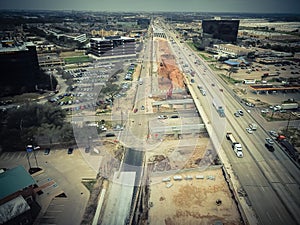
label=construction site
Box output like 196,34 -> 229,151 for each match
133,37 -> 243,225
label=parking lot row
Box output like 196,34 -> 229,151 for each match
0,149 -> 79,162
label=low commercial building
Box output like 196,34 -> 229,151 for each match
0,166 -> 41,225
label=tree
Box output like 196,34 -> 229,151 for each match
0,103 -> 70,151
101,83 -> 122,103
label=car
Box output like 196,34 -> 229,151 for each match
265,143 -> 275,152
238,110 -> 244,116
265,137 -> 274,145
44,148 -> 50,155
269,130 -> 278,137
105,133 -> 116,137
190,79 -> 195,83
158,115 -> 168,119
85,146 -> 90,153
67,147 -> 73,154
246,128 -> 253,134
261,109 -> 269,113
170,115 -> 179,119
133,108 -> 138,113
234,112 -> 240,117
113,125 -> 124,131
141,105 -> 145,110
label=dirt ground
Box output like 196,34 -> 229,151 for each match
148,168 -> 242,225
156,38 -> 185,89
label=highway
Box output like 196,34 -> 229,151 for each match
159,20 -> 300,225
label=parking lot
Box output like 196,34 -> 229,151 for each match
0,148 -> 98,225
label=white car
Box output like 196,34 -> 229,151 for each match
158,115 -> 168,119
265,137 -> 274,145
261,109 -> 269,113
269,130 -> 278,137
246,127 -> 253,134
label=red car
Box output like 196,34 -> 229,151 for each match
133,108 -> 138,113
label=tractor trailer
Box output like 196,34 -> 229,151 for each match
226,132 -> 243,157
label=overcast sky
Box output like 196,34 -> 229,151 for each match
1,0 -> 300,14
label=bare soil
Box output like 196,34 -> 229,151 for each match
148,169 -> 242,225
156,38 -> 185,89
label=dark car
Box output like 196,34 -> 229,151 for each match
133,108 -> 138,113
44,148 -> 50,155
85,146 -> 90,153
105,133 -> 116,137
170,115 -> 179,119
265,143 -> 275,152
238,110 -> 244,116
234,112 -> 240,117
67,147 -> 74,154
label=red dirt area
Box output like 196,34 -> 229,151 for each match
157,38 -> 185,89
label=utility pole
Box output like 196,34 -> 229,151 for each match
286,112 -> 292,134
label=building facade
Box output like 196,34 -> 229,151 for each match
90,36 -> 136,57
0,40 -> 42,96
202,20 -> 240,43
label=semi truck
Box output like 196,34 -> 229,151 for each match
226,132 -> 243,157
212,98 -> 225,117
280,103 -> 298,110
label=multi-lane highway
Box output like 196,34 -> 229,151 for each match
159,20 -> 300,225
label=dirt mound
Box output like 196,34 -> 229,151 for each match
157,39 -> 185,89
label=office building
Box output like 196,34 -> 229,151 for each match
90,36 -> 136,58
0,40 -> 42,96
202,19 -> 240,43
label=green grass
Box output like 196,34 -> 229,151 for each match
82,179 -> 97,192
64,56 -> 92,64
220,74 -> 241,85
186,41 -> 197,51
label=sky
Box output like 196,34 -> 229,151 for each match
1,0 -> 300,14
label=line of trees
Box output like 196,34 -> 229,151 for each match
0,103 -> 75,151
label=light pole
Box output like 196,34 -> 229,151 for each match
25,145 -> 32,169
286,112 -> 292,134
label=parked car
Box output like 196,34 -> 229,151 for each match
265,143 -> 275,152
44,148 -> 50,155
170,115 -> 179,119
158,115 -> 168,119
67,147 -> 73,154
238,110 -> 244,116
85,146 -> 90,153
105,133 -> 116,137
133,108 -> 138,113
141,105 -> 145,110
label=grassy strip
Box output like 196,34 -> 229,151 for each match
82,179 -> 97,192
186,41 -> 197,51
220,74 -> 241,85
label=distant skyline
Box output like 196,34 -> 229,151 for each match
1,0 -> 300,14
